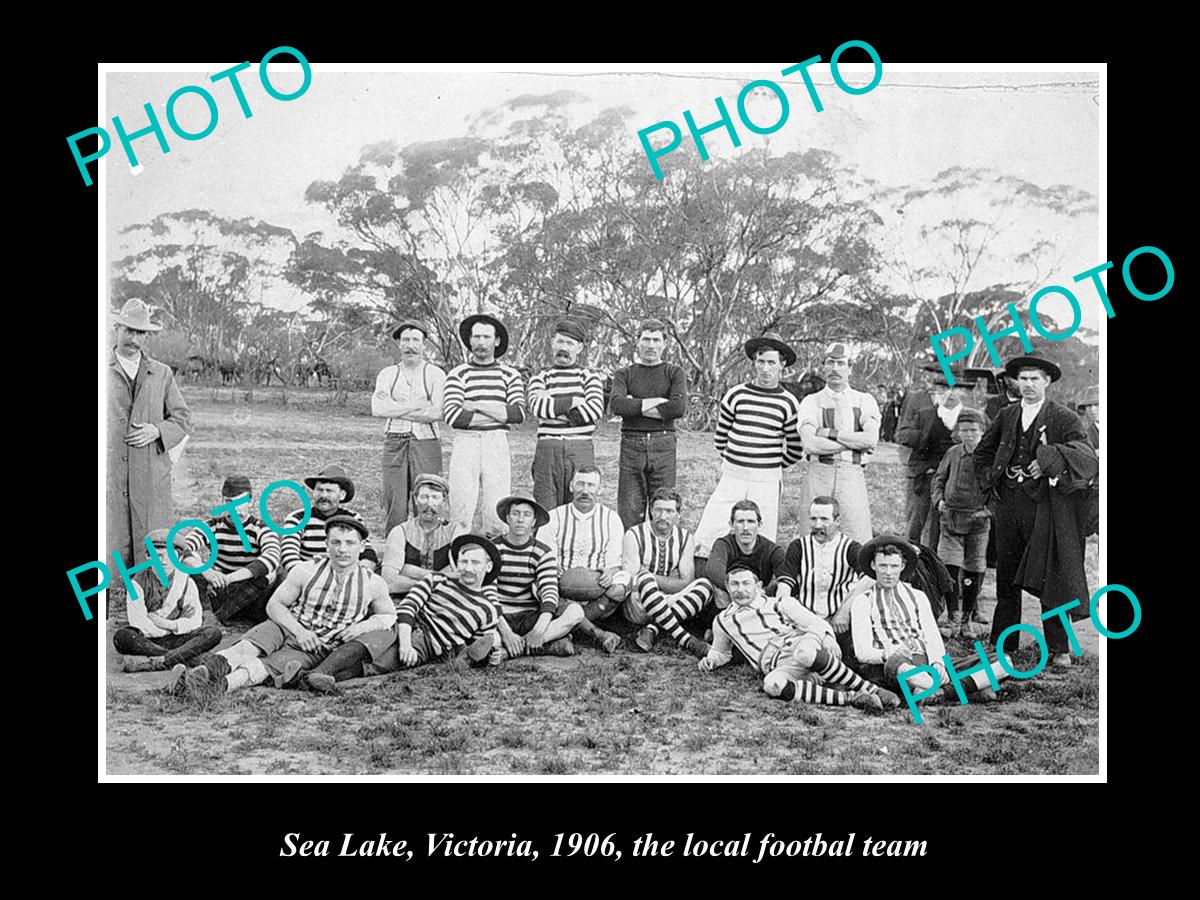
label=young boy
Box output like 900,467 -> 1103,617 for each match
112,529 -> 223,672
930,407 -> 991,637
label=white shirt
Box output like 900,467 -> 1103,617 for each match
797,386 -> 881,463
115,351 -> 141,382
372,362 -> 444,439
1020,398 -> 1045,431
936,401 -> 963,431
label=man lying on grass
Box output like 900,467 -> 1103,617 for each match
172,516 -> 395,701
697,564 -> 900,711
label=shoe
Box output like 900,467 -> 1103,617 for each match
466,635 -> 493,664
970,610 -> 990,625
849,690 -> 884,712
280,659 -> 304,688
635,626 -> 657,652
682,635 -> 711,659
938,612 -> 960,639
306,673 -> 338,694
167,663 -> 188,697
183,664 -> 225,702
972,688 -> 999,703
873,687 -> 902,710
597,630 -> 621,654
542,637 -> 575,658
122,655 -> 166,673
1051,652 -> 1074,669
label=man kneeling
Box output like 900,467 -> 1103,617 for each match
698,564 -> 899,711
301,534 -> 505,692
173,516 -> 395,700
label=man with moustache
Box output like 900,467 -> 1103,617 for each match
175,516 -> 396,699
896,372 -> 971,548
797,342 -> 881,544
705,500 -> 787,610
380,474 -> 460,596
527,319 -> 606,510
278,465 -> 378,575
372,320 -> 446,536
693,332 -> 804,557
974,356 -> 1097,668
621,487 -> 713,657
542,466 -> 628,653
610,318 -> 688,529
492,495 -> 582,659
443,314 -> 527,536
108,298 -> 192,564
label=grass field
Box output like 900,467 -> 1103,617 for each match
105,386 -> 1102,775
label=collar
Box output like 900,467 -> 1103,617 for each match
1021,397 -> 1045,412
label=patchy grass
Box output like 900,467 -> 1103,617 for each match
105,388 -> 1100,775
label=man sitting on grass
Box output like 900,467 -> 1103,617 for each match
704,500 -> 787,609
114,529 -> 222,673
380,474 -> 460,597
300,535 -> 504,692
698,564 -> 899,711
173,516 -> 395,700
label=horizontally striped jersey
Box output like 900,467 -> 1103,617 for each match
443,361 -> 526,432
493,535 -> 560,615
279,507 -> 378,572
778,534 -> 862,618
710,592 -> 832,673
850,582 -> 945,664
293,558 -> 377,644
542,503 -> 624,572
626,521 -> 690,577
180,514 -> 282,581
713,383 -> 804,471
527,365 -> 605,440
396,575 -> 501,658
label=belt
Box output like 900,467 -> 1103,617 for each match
806,455 -> 863,466
623,430 -> 675,438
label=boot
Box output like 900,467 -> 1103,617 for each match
122,655 -> 166,673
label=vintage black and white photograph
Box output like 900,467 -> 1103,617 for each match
100,61 -> 1103,776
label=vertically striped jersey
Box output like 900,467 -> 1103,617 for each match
778,534 -> 862,618
293,558 -> 375,644
713,383 -> 804,471
181,515 -> 282,581
527,365 -> 605,439
443,361 -> 526,432
710,593 -> 831,673
543,503 -> 624,571
492,535 -> 560,616
396,575 -> 501,658
859,583 -> 934,656
627,521 -> 690,576
279,507 -> 376,572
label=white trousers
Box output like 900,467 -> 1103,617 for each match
693,463 -> 782,557
797,460 -> 873,544
448,430 -> 512,535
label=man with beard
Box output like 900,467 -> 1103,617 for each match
175,516 -> 396,699
705,500 -> 787,609
775,496 -> 864,656
973,357 -> 1096,667
380,474 -> 460,596
621,487 -> 713,657
693,332 -> 805,557
493,495 -> 582,659
796,343 -> 880,544
610,318 -> 688,529
443,314 -> 526,536
372,320 -> 446,536
698,565 -> 897,711
278,465 -> 378,575
527,319 -> 606,510
542,466 -> 628,653
300,535 -> 505,691
108,298 -> 192,564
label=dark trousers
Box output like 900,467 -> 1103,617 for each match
904,471 -> 940,548
382,433 -> 444,536
617,431 -> 677,530
532,438 -> 595,511
206,575 -> 273,626
991,485 -> 1073,654
112,626 -> 223,667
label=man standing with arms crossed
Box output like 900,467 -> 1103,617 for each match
609,318 -> 688,529
372,320 -> 446,537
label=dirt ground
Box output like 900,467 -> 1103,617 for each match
105,387 -> 1101,776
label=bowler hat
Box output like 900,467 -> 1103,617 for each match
1004,355 -> 1062,383
113,298 -> 163,332
496,494 -> 550,529
856,534 -> 918,578
459,314 -> 510,358
304,465 -> 356,503
392,319 -> 430,341
450,534 -> 502,585
1077,390 -> 1099,410
221,475 -> 252,498
325,514 -> 369,541
744,332 -> 797,368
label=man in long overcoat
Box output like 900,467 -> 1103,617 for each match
108,299 -> 192,563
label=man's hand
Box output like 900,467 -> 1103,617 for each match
358,558 -> 376,572
1027,459 -> 1043,479
396,643 -> 419,667
146,611 -> 174,632
338,621 -> 368,643
831,603 -> 853,635
461,400 -> 479,412
821,632 -> 842,659
644,407 -> 663,419
294,628 -> 323,652
500,627 -> 525,658
698,656 -> 717,672
525,624 -> 548,652
125,423 -> 161,448
597,567 -> 616,588
203,569 -> 228,589
816,426 -> 832,438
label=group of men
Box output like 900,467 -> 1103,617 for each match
109,297 -> 1098,716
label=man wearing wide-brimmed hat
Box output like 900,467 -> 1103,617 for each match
974,356 -> 1097,668
278,465 -> 378,575
796,342 -> 881,544
693,332 -> 805,558
443,313 -> 526,536
380,473 -> 460,596
372,319 -> 447,536
1077,389 -> 1100,450
527,319 -> 606,510
108,298 -> 192,564
178,475 -> 282,625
